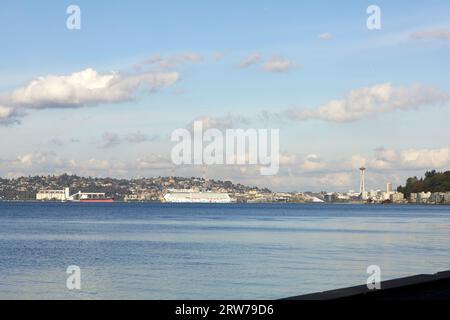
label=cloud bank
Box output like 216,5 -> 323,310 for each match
0,68 -> 180,124
282,83 -> 448,122
5,145 -> 449,191
371,147 -> 450,170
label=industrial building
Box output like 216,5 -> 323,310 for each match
36,187 -> 110,202
36,188 -> 70,201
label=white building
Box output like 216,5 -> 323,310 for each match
36,188 -> 70,201
347,190 -> 360,198
386,182 -> 393,194
428,192 -> 450,204
390,192 -> 404,203
410,192 -> 432,203
385,182 -> 393,200
368,189 -> 383,201
36,188 -> 107,201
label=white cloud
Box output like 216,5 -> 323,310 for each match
237,53 -> 262,69
370,148 -> 397,170
6,68 -> 179,110
0,68 -> 179,124
318,32 -> 333,40
15,152 -> 68,169
188,113 -> 250,131
1,151 -> 174,178
2,146 -> 449,192
141,52 -> 203,69
301,154 -> 326,171
262,57 -> 297,72
345,154 -> 367,170
349,147 -> 450,171
97,131 -> 158,148
17,154 -> 35,166
279,153 -> 299,165
87,158 -> 110,170
399,147 -> 450,169
0,105 -> 13,119
284,83 -> 448,122
410,28 -> 450,40
135,154 -> 174,171
374,148 -> 398,163
317,172 -> 352,188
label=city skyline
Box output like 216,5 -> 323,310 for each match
1,1 -> 450,191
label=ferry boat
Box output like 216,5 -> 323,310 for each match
163,189 -> 231,203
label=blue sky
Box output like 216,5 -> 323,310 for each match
1,1 -> 449,191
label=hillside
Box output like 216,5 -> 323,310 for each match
397,170 -> 450,197
0,174 -> 271,201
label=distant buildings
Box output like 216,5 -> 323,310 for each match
382,181 -> 405,203
409,192 -> 431,204
356,187 -> 404,204
1,173 -> 449,204
389,192 -> 405,203
355,167 -> 404,203
353,167 -> 450,204
409,191 -> 450,204
428,192 -> 450,204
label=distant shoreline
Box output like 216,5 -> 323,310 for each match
0,200 -> 449,206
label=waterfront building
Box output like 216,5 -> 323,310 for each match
410,192 -> 432,204
429,192 -> 450,204
36,187 -> 70,201
390,192 -> 404,203
36,187 -> 110,202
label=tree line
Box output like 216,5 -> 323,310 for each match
397,170 -> 450,197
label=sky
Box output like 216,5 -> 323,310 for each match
0,0 -> 450,191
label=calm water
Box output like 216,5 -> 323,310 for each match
0,202 -> 449,299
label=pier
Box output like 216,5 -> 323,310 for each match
284,270 -> 450,300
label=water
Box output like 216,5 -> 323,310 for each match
0,202 -> 449,299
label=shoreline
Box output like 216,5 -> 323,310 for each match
0,200 -> 449,206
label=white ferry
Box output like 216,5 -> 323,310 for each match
163,189 -> 231,203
